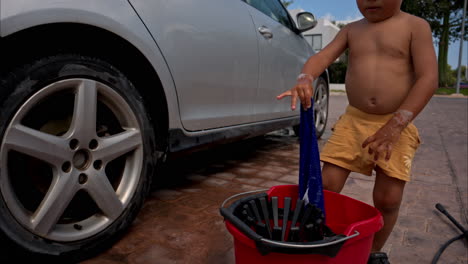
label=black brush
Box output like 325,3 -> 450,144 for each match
281,197 -> 291,241
271,197 -> 282,240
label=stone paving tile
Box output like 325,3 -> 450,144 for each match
348,171 -> 376,180
151,189 -> 184,201
193,188 -> 239,204
108,230 -> 155,256
127,245 -> 179,264
400,202 -> 440,220
83,259 -> 124,264
426,216 -> 467,240
259,180 -> 290,188
389,246 -> 438,264
262,164 -> 291,174
277,175 -> 298,183
398,214 -> 429,231
228,167 -> 258,177
238,184 -> 263,191
137,199 -> 173,223
177,188 -> 204,194
237,161 -> 258,168
211,172 -> 238,181
232,177 -> 264,185
289,169 -> 300,175
341,189 -> 373,205
262,160 -> 286,167
201,177 -> 230,187
175,195 -> 212,211
202,204 -> 224,216
185,174 -> 208,182
255,170 -> 283,180
381,225 -> 405,255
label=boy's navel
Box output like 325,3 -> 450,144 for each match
369,97 -> 377,106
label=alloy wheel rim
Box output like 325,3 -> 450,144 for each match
314,82 -> 328,133
0,78 -> 143,242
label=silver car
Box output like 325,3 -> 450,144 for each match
0,0 -> 329,261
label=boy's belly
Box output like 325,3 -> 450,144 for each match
345,62 -> 414,114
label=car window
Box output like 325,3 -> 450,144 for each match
245,0 -> 295,31
304,34 -> 322,52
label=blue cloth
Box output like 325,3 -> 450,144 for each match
298,101 -> 325,215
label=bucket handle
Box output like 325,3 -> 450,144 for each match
220,189 -> 270,243
221,189 -> 269,208
259,230 -> 360,249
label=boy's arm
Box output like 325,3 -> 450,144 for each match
397,17 -> 438,118
277,24 -> 350,110
362,18 -> 438,161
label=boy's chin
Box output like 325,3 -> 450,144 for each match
362,10 -> 400,23
363,14 -> 392,23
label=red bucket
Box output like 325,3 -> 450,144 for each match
222,185 -> 383,264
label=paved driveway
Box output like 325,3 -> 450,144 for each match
82,94 -> 467,264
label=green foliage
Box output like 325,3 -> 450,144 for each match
281,0 -> 294,8
436,87 -> 468,96
401,0 -> 467,87
401,0 -> 467,44
455,65 -> 468,81
328,61 -> 347,83
445,72 -> 457,87
439,64 -> 468,87
450,65 -> 468,85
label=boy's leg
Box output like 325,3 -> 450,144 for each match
371,167 -> 406,252
321,162 -> 350,193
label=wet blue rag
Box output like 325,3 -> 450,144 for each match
299,100 -> 325,214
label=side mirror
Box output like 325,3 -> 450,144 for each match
296,12 -> 317,32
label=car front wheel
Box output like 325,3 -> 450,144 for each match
0,55 -> 156,261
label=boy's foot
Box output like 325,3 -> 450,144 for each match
368,252 -> 390,264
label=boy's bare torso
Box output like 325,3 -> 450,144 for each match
346,12 -> 415,115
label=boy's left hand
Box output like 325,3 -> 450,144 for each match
277,73 -> 314,110
362,118 -> 406,161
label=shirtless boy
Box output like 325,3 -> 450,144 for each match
277,0 -> 438,263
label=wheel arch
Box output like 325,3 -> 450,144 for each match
0,23 -> 170,155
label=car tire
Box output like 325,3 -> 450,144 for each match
0,55 -> 156,262
293,76 -> 329,139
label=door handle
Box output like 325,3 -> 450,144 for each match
258,26 -> 273,39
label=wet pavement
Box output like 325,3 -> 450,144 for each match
82,94 -> 467,264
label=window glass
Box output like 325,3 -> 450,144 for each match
245,0 -> 294,30
304,35 -> 312,46
304,34 -> 322,52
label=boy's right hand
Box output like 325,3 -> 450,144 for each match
276,73 -> 314,110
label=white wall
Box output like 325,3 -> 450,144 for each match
289,9 -> 340,51
304,18 -> 340,49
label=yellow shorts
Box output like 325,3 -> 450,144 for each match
320,105 -> 421,182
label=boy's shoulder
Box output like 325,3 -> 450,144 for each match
336,18 -> 363,36
400,11 -> 431,27
400,12 -> 433,38
342,18 -> 364,29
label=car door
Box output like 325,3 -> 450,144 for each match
128,0 -> 259,131
241,0 -> 311,121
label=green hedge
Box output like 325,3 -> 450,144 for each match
328,61 -> 347,83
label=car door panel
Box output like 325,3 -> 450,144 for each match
129,0 -> 259,131
242,1 -> 311,121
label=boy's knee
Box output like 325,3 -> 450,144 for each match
322,180 -> 333,192
321,163 -> 349,193
322,176 -> 341,193
373,193 -> 402,212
